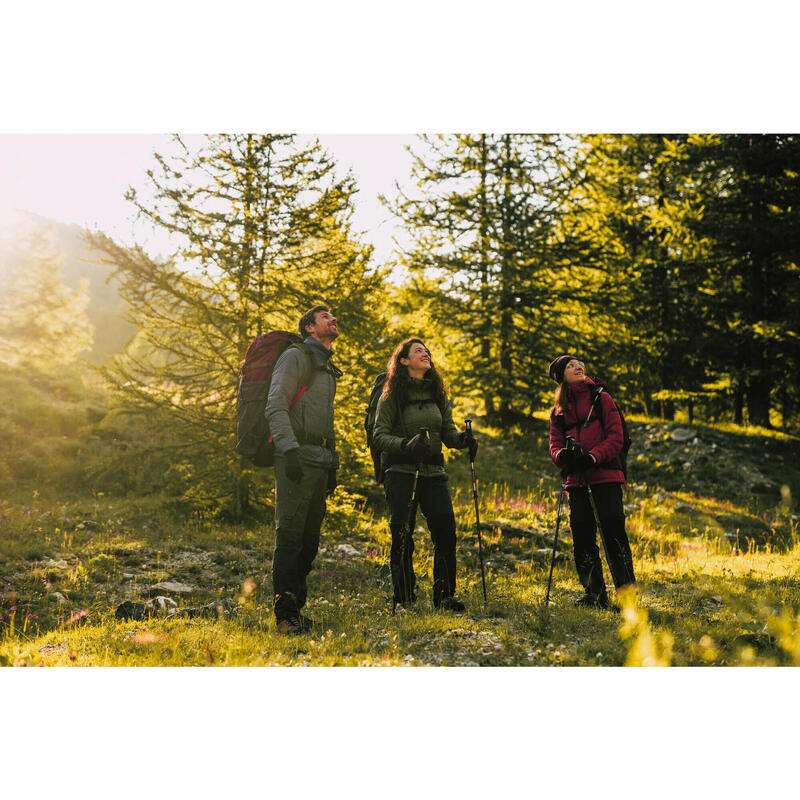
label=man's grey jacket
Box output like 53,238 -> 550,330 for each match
265,336 -> 338,471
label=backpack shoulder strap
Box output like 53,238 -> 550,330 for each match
283,343 -> 316,407
587,385 -> 608,430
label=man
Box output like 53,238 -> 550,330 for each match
266,305 -> 341,634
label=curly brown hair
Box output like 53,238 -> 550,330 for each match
382,338 -> 447,410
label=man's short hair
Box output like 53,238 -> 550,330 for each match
298,305 -> 329,337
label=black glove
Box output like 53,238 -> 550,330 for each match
458,431 -> 479,460
327,469 -> 337,497
556,448 -> 574,472
285,448 -> 304,483
402,433 -> 430,462
574,451 -> 596,472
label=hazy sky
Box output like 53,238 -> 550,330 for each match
0,133 -> 418,266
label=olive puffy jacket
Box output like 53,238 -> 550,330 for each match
372,376 -> 465,478
549,377 -> 625,488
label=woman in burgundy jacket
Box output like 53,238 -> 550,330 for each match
548,354 -> 636,609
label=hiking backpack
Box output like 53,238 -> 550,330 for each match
364,372 -> 387,483
556,379 -> 632,480
235,331 -> 313,467
588,380 -> 632,480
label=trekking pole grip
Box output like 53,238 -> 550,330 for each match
465,419 -> 475,462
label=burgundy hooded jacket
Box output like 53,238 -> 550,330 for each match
549,377 -> 625,489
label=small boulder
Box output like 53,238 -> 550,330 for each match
151,580 -> 194,593
115,601 -> 148,621
145,596 -> 178,616
48,592 -> 69,606
336,544 -> 360,557
674,503 -> 693,514
670,428 -> 696,443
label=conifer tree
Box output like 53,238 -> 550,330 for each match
90,134 -> 384,516
0,222 -> 93,369
568,133 -> 711,418
386,134 -> 576,423
676,134 -> 800,428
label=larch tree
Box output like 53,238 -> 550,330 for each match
386,134 -> 577,423
89,134 -> 385,516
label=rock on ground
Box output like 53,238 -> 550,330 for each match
150,580 -> 194,593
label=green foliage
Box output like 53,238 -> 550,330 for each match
385,134 -> 580,422
0,364 -> 107,494
88,134 -> 388,517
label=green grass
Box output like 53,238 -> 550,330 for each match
2,416 -> 800,666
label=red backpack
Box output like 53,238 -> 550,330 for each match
589,381 -> 632,480
235,331 -> 313,467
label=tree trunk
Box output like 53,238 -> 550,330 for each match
498,135 -> 515,423
733,385 -> 744,425
746,375 -> 771,428
781,383 -> 789,431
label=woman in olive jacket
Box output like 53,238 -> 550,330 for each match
548,354 -> 636,609
373,338 -> 477,611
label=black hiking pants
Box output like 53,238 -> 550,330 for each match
272,457 -> 328,621
384,472 -> 457,605
568,482 -> 635,599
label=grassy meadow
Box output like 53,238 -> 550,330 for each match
3,393 -> 800,667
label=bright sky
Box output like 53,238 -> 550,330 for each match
0,133 -> 418,267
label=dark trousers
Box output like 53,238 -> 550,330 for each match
272,457 -> 328,621
384,472 -> 457,604
568,482 -> 635,599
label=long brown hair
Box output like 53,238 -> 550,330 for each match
382,338 -> 447,410
553,381 -> 571,417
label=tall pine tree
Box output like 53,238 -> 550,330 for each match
677,134 -> 800,428
386,134 -> 577,423
90,134 -> 384,516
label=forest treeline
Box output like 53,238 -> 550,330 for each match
2,134 -> 799,516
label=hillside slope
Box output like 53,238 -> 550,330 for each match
2,401 -> 799,666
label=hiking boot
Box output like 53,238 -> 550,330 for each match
574,593 -> 609,609
276,617 -> 304,635
297,614 -> 316,632
435,596 -> 466,612
391,597 -> 416,614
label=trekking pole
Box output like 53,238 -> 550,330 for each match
582,472 -> 622,589
545,436 -> 575,606
465,419 -> 487,603
393,427 -> 430,615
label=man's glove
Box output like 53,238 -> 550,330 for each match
402,433 -> 430,462
459,431 -> 479,460
285,448 -> 304,483
574,450 -> 596,472
327,469 -> 337,497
